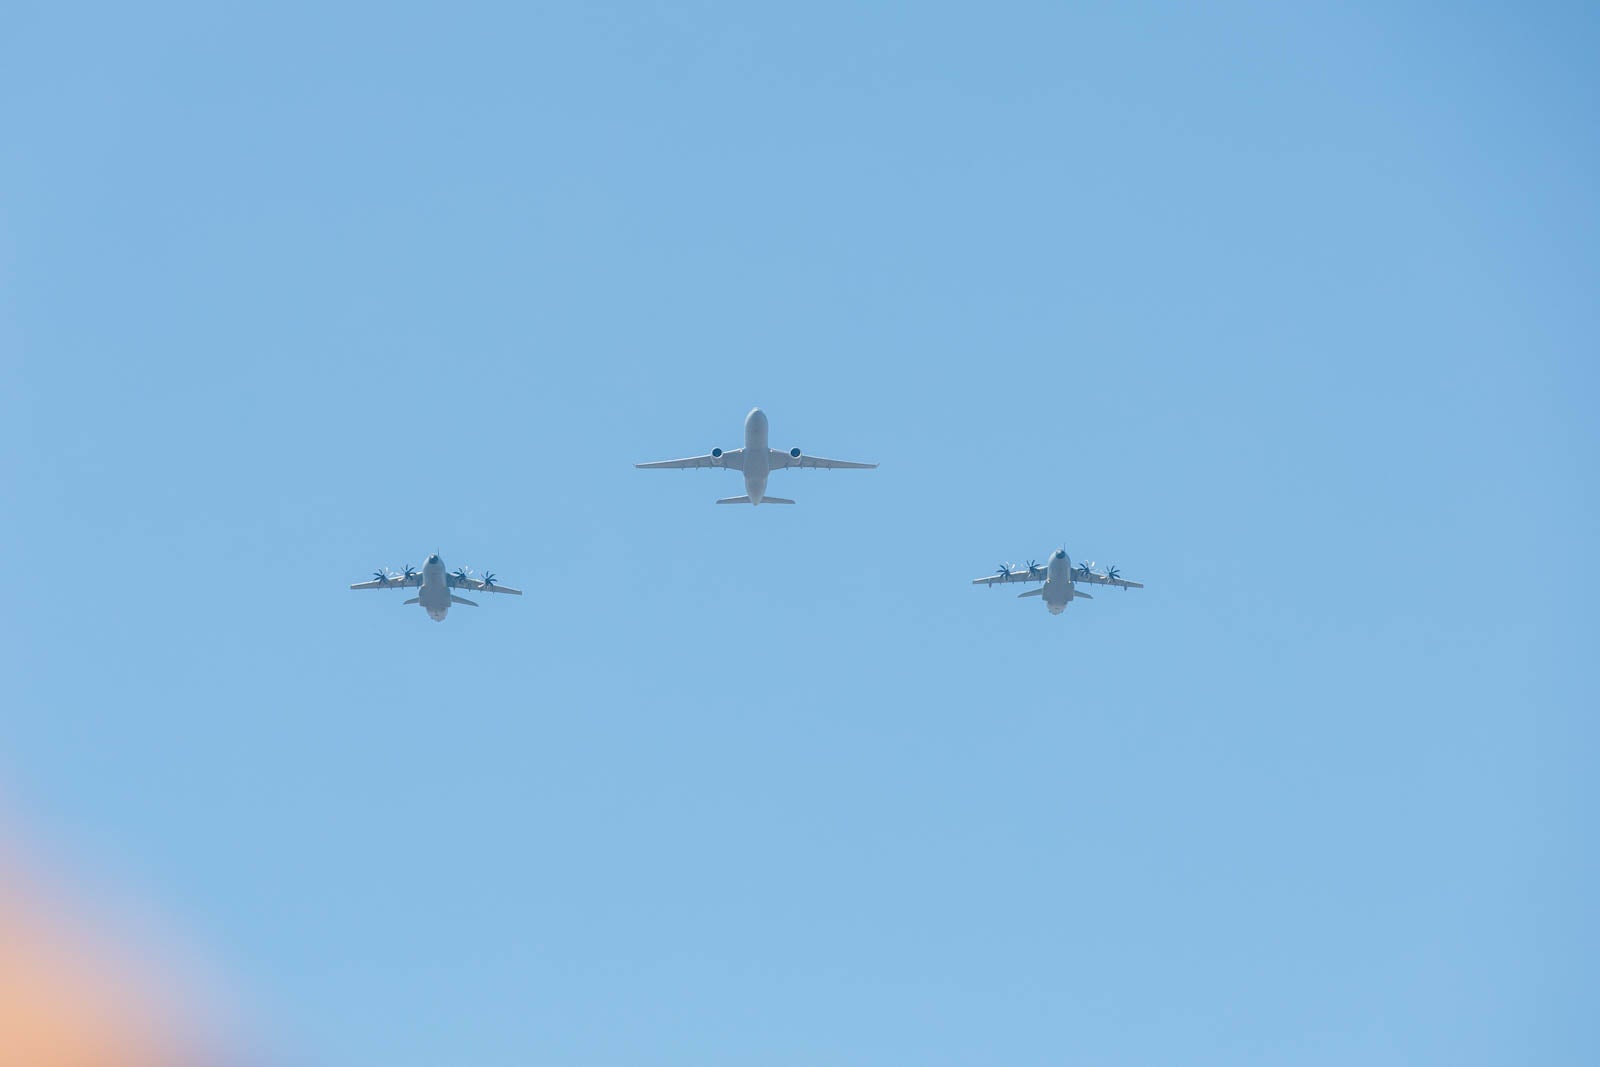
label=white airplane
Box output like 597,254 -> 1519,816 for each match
635,407 -> 876,505
971,548 -> 1144,615
349,553 -> 522,622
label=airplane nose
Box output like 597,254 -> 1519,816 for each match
746,407 -> 767,427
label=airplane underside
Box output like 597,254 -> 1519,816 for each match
407,590 -> 452,621
1023,581 -> 1073,614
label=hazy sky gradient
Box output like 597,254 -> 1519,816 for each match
3,4 -> 1594,1065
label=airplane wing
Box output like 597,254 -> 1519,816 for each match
635,449 -> 744,471
350,574 -> 422,591
768,449 -> 877,471
1074,571 -> 1145,590
448,575 -> 523,596
971,569 -> 1048,587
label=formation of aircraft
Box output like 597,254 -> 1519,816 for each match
971,548 -> 1143,615
350,408 -> 1146,622
634,407 -> 876,505
349,553 -> 522,622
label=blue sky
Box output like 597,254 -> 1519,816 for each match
2,3 -> 1594,1064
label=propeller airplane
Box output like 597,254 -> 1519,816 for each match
973,548 -> 1143,616
350,553 -> 522,622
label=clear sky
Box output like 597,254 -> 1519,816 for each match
3,3 -> 1594,1065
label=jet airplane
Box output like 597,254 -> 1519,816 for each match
350,553 -> 522,621
971,548 -> 1143,615
635,407 -> 876,505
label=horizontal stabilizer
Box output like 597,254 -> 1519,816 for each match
716,495 -> 752,505
759,496 -> 795,505
403,596 -> 421,605
450,595 -> 478,607
1073,589 -> 1094,600
1017,587 -> 1043,598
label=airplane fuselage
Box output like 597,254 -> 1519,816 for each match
1041,550 -> 1075,615
417,556 -> 452,621
742,408 -> 771,503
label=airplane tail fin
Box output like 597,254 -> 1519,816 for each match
716,495 -> 752,505
1017,588 -> 1043,599
758,496 -> 795,505
403,596 -> 421,605
450,595 -> 478,607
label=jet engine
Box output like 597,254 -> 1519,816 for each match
711,448 -> 723,458
789,447 -> 802,458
